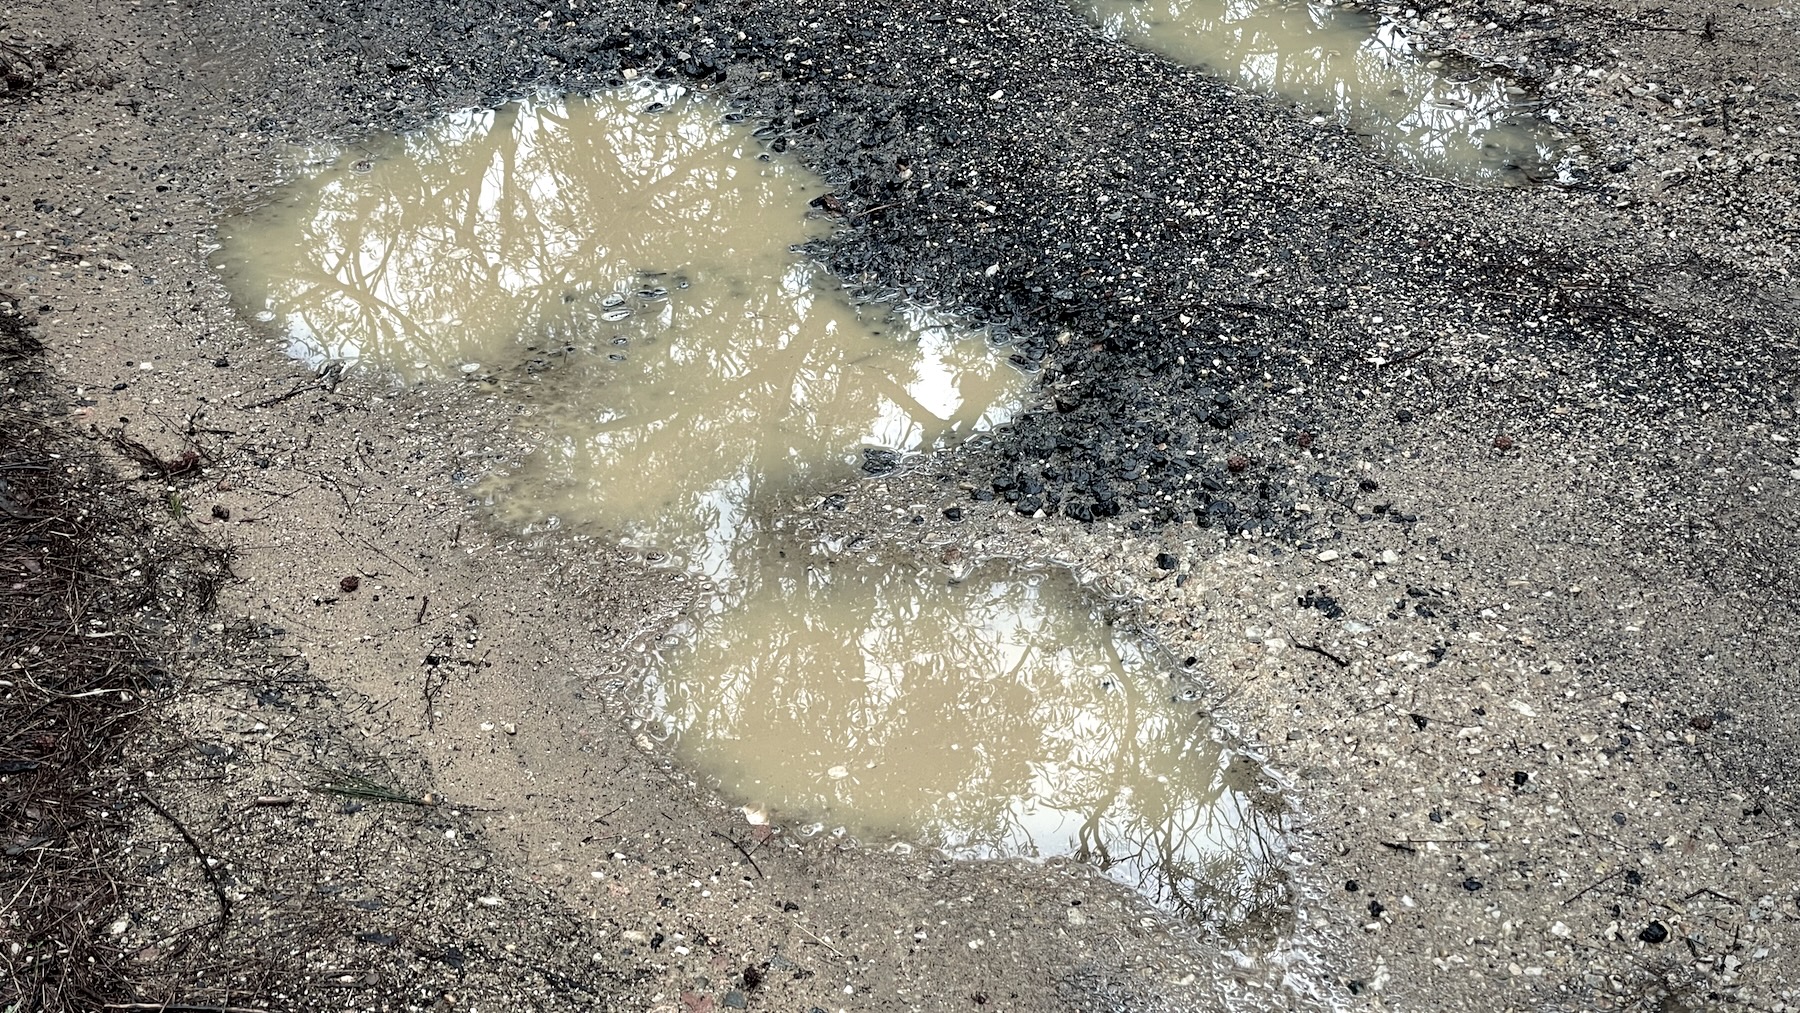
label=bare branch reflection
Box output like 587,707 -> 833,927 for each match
217,82 -> 1023,579
1082,0 -> 1580,181
642,559 -> 1288,930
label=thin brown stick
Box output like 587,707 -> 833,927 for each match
135,792 -> 231,933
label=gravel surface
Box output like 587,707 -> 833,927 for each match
2,0 -> 1797,1008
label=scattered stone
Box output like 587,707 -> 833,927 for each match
1155,552 -> 1179,570
861,447 -> 900,474
1639,921 -> 1669,944
339,575 -> 360,592
210,504 -> 230,521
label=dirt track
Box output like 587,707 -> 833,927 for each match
2,0 -> 1798,1009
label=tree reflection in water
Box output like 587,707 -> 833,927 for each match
1081,0 -> 1581,182
217,81 -> 828,372
640,553 -> 1289,929
218,77 -> 1285,929
215,82 -> 1021,578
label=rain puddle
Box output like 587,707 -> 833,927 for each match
215,81 -> 1287,925
1080,0 -> 1583,182
213,83 -> 1015,573
638,547 -> 1287,926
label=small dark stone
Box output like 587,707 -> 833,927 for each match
1624,869 -> 1643,886
942,506 -> 963,521
1299,592 -> 1345,619
210,504 -> 231,521
743,964 -> 764,990
1367,899 -> 1385,917
1409,713 -> 1429,730
860,448 -> 901,474
1226,454 -> 1250,474
339,575 -> 361,592
1155,552 -> 1179,570
1512,771 -> 1529,787
1344,879 -> 1359,892
1358,477 -> 1380,493
1462,878 -> 1483,892
1638,921 -> 1669,944
1493,434 -> 1515,451
355,931 -> 398,946
1689,714 -> 1714,731
1394,409 -> 1412,423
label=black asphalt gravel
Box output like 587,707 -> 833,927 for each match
181,0 -> 1800,790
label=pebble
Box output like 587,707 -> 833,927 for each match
1317,549 -> 1341,562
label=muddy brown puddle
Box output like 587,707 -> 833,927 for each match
1081,0 -> 1584,183
637,547 -> 1288,926
214,80 -> 1287,928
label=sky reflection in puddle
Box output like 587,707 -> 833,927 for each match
216,81 -> 1284,927
1081,0 -> 1583,182
641,552 -> 1288,927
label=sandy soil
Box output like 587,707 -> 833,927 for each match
2,0 -> 1797,1010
